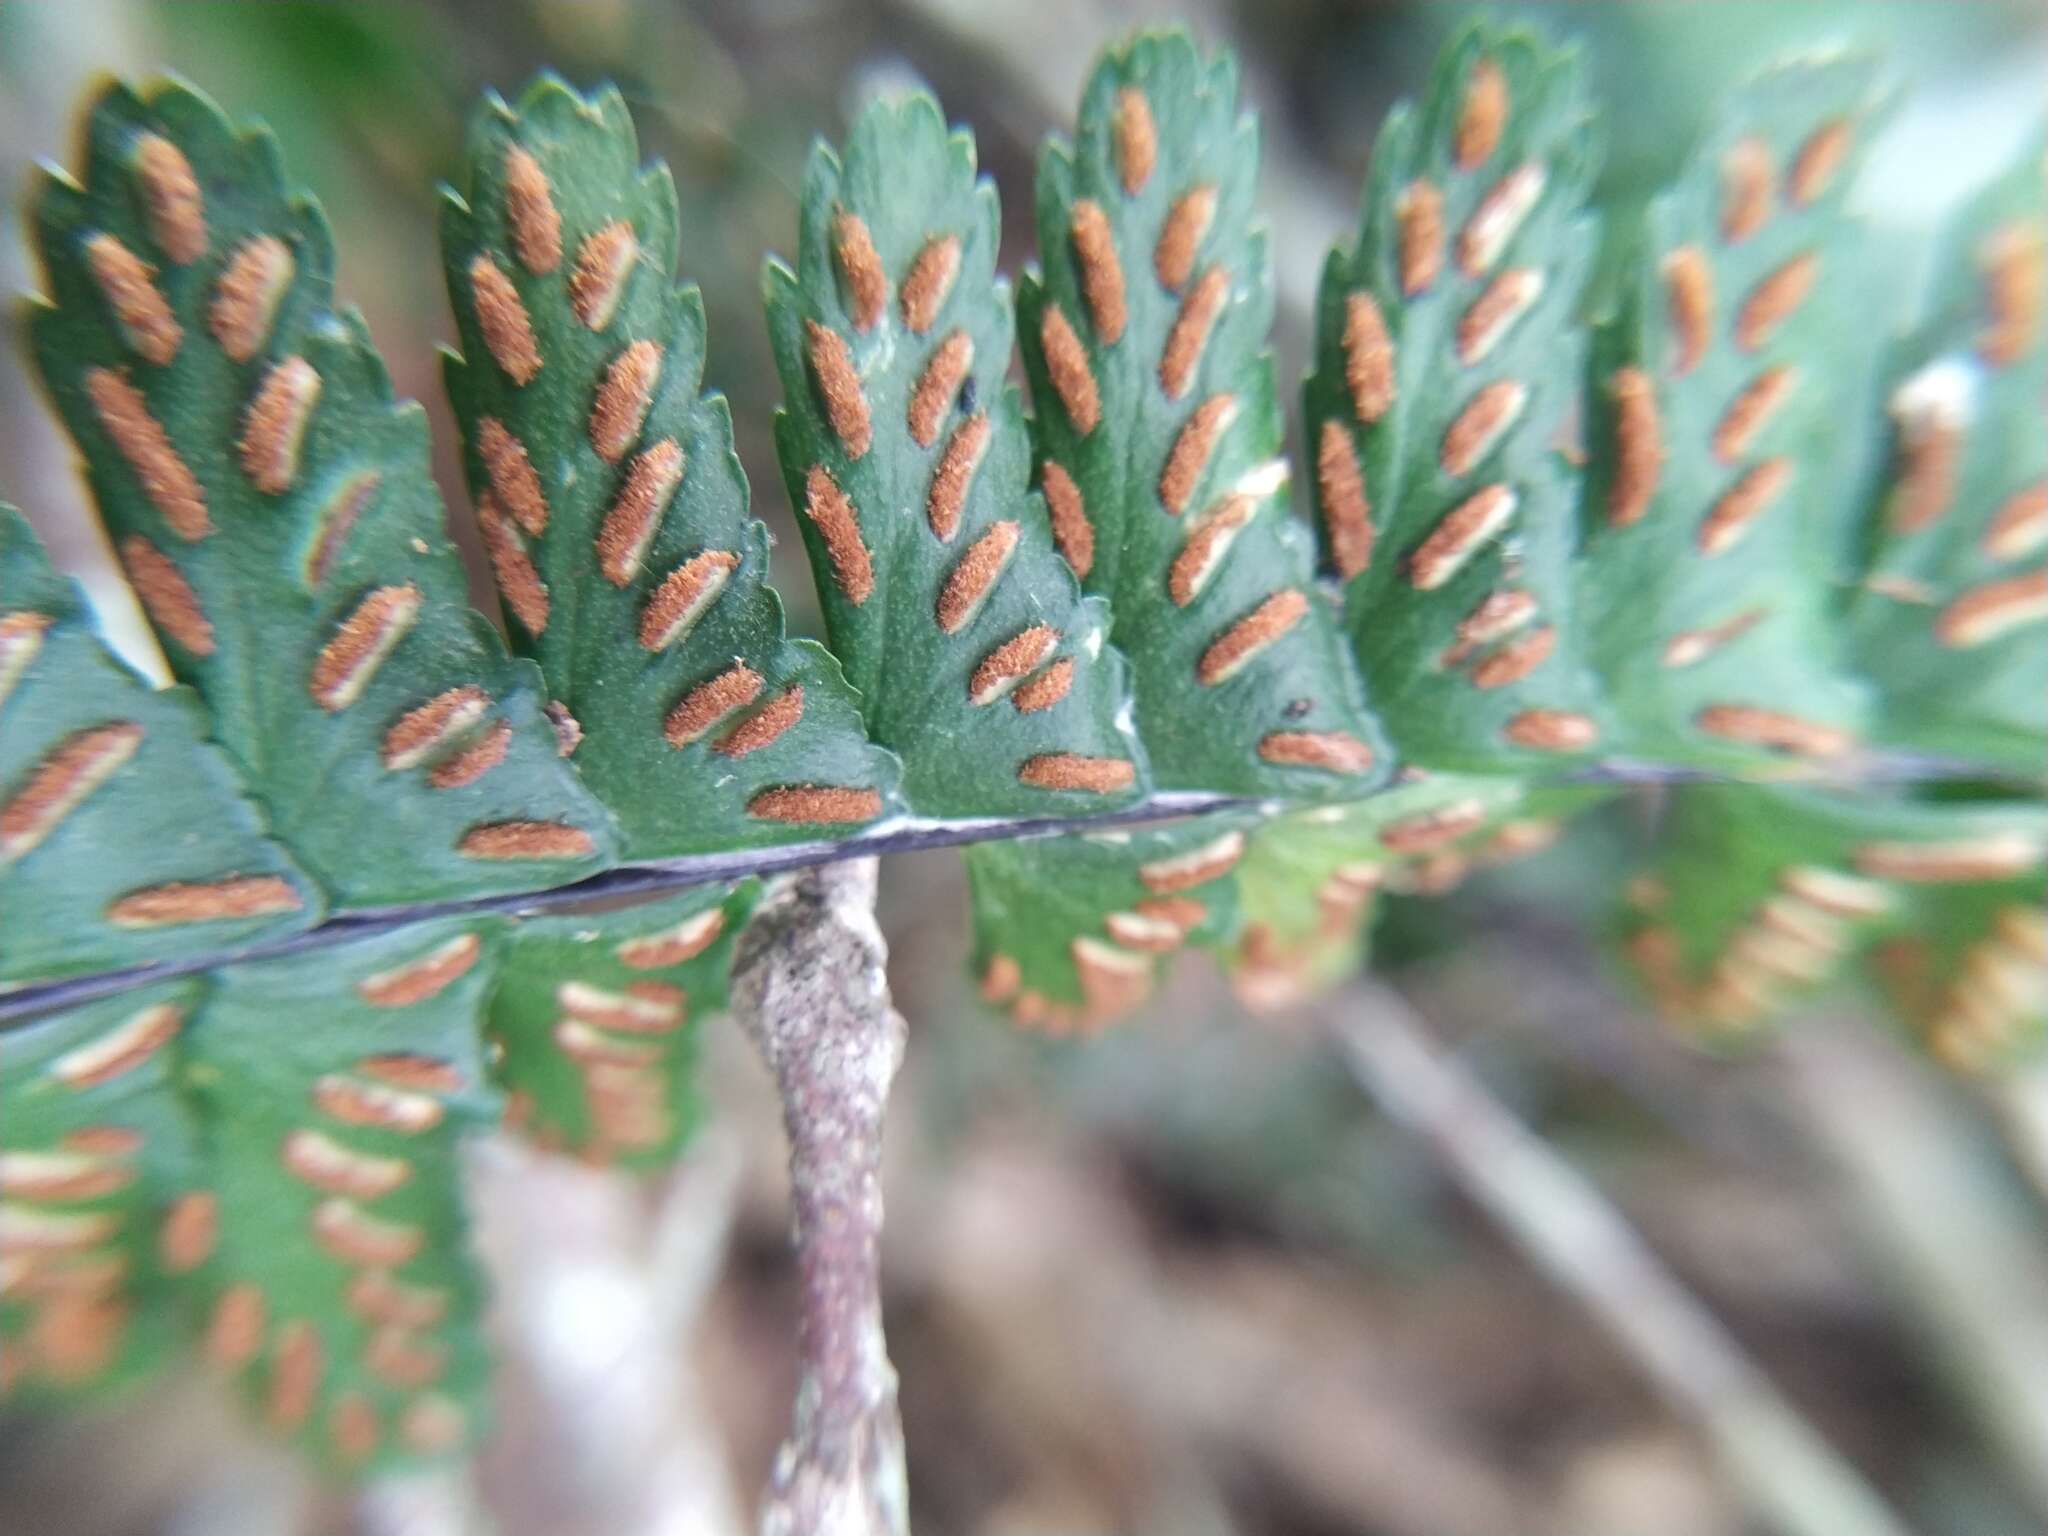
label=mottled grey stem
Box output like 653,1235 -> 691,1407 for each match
729,859 -> 909,1536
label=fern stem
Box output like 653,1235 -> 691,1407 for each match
1782,1024 -> 2048,1522
341,1468 -> 495,1536
1327,984 -> 1919,1536
729,859 -> 910,1536
0,750 -> 2012,1029
463,1133 -> 749,1535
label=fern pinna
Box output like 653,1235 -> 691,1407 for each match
27,83 -> 616,906
0,508 -> 319,986
1841,130 -> 2048,776
765,91 -> 1147,816
1305,25 -> 1608,771
1018,33 -> 1387,797
440,79 -> 902,853
1576,55 -> 1882,768
1,14 -> 2043,1492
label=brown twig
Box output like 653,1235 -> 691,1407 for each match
343,1468 -> 492,1536
464,1133 -> 747,1536
729,858 -> 910,1536
1325,983 -> 1919,1536
1781,1022 -> 2048,1523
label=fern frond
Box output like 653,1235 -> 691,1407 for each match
27,79 -> 615,905
1306,22 -> 1607,770
440,79 -> 902,851
766,91 -> 1148,816
0,509 -> 321,985
1020,31 -> 1387,796
4,28 -> 2046,1494
489,881 -> 755,1167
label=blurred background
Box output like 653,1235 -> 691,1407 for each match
5,2 -> 2048,1534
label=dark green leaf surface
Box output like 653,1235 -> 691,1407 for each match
1020,32 -> 1387,797
489,882 -> 756,1169
1842,132 -> 2047,776
28,79 -> 615,906
0,509 -> 320,985
1618,787 -> 2048,1061
766,92 -> 1148,817
0,981 -> 205,1404
441,80 -> 901,852
1306,23 -> 1607,772
966,815 -> 1250,1032
1577,58 -> 1881,769
178,920 -> 503,1472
